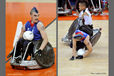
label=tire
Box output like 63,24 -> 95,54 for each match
34,40 -> 55,68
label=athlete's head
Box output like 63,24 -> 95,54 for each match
30,7 -> 39,23
78,0 -> 88,11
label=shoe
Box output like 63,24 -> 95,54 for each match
76,55 -> 83,59
70,56 -> 74,60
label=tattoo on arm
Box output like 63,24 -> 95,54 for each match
40,26 -> 45,30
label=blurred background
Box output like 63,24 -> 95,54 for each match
58,0 -> 109,20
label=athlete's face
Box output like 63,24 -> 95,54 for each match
31,12 -> 39,23
79,3 -> 86,11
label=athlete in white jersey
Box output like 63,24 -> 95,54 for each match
62,1 -> 93,43
79,8 -> 92,25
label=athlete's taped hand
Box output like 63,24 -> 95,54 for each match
76,55 -> 83,59
70,56 -> 75,60
36,49 -> 42,56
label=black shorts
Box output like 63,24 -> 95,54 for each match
79,25 -> 93,36
88,25 -> 93,29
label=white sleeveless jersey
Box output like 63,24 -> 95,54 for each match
79,8 -> 92,25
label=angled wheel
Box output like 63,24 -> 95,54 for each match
34,40 -> 55,68
90,29 -> 101,46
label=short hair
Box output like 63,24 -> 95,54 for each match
78,0 -> 88,8
30,7 -> 39,15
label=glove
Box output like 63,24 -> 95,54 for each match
36,49 -> 42,56
76,55 -> 83,59
70,56 -> 75,60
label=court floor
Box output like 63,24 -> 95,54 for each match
58,20 -> 108,76
46,20 -> 56,48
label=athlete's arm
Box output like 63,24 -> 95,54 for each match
72,38 -> 77,57
82,12 -> 89,19
83,36 -> 92,57
81,9 -> 90,19
37,23 -> 48,50
72,34 -> 79,57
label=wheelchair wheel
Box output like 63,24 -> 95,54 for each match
34,40 -> 55,68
